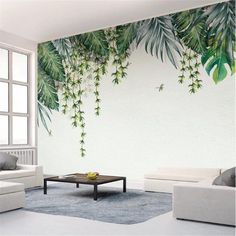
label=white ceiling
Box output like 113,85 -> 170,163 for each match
0,0 -> 228,43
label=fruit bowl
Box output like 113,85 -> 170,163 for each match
86,172 -> 99,180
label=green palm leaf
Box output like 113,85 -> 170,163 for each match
52,38 -> 72,59
201,43 -> 232,83
173,9 -> 207,54
137,16 -> 183,68
38,42 -> 65,82
205,1 -> 235,63
205,1 -> 235,42
204,49 -> 228,83
38,64 -> 59,110
116,23 -> 138,54
201,0 -> 235,83
76,30 -> 109,57
37,101 -> 52,135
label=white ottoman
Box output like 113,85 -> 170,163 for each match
0,181 -> 25,213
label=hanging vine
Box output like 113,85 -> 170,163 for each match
60,45 -> 90,156
178,48 -> 202,93
57,37 -> 112,156
105,28 -> 130,84
93,57 -> 108,116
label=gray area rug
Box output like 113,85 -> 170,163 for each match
25,183 -> 172,224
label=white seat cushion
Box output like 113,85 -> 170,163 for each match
0,181 -> 24,195
144,174 -> 206,182
145,168 -> 221,182
0,169 -> 35,180
154,168 -> 220,176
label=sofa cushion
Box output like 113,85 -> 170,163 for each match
0,181 -> 24,195
145,168 -> 220,182
0,152 -> 18,170
151,168 -> 220,177
0,169 -> 35,180
144,173 -> 208,182
213,167 -> 235,187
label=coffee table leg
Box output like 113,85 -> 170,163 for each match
44,179 -> 47,194
94,185 -> 98,201
123,178 -> 126,192
76,183 -> 79,188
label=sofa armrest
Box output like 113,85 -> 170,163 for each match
17,164 -> 43,187
173,182 -> 236,226
17,164 -> 39,171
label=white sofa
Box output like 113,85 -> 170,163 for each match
0,164 -> 43,189
0,164 -> 43,213
144,167 -> 235,226
144,168 -> 220,193
173,178 -> 236,226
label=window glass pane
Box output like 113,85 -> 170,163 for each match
0,115 -> 8,144
13,116 -> 27,144
13,84 -> 27,113
0,48 -> 8,79
0,82 -> 8,112
12,52 -> 27,82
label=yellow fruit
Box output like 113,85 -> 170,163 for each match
87,172 -> 97,180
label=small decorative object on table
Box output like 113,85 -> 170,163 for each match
86,172 -> 99,180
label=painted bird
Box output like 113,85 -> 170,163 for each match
156,84 -> 164,92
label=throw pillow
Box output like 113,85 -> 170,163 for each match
213,167 -> 236,187
0,152 -> 18,170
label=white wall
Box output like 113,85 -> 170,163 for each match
38,47 -> 235,183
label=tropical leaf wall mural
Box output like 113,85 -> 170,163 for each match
38,1 -> 235,157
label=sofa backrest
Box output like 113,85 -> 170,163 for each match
220,168 -> 235,174
155,168 -> 220,177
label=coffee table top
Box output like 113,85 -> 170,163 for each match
45,173 -> 126,185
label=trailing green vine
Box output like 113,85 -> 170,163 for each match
105,28 -> 130,84
61,46 -> 89,156
93,57 -> 108,115
93,63 -> 101,116
58,37 -> 112,156
178,48 -> 202,93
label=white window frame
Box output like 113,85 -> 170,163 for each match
0,45 -> 33,147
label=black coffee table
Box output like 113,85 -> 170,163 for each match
44,173 -> 126,200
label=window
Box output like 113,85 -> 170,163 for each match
0,47 -> 30,145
